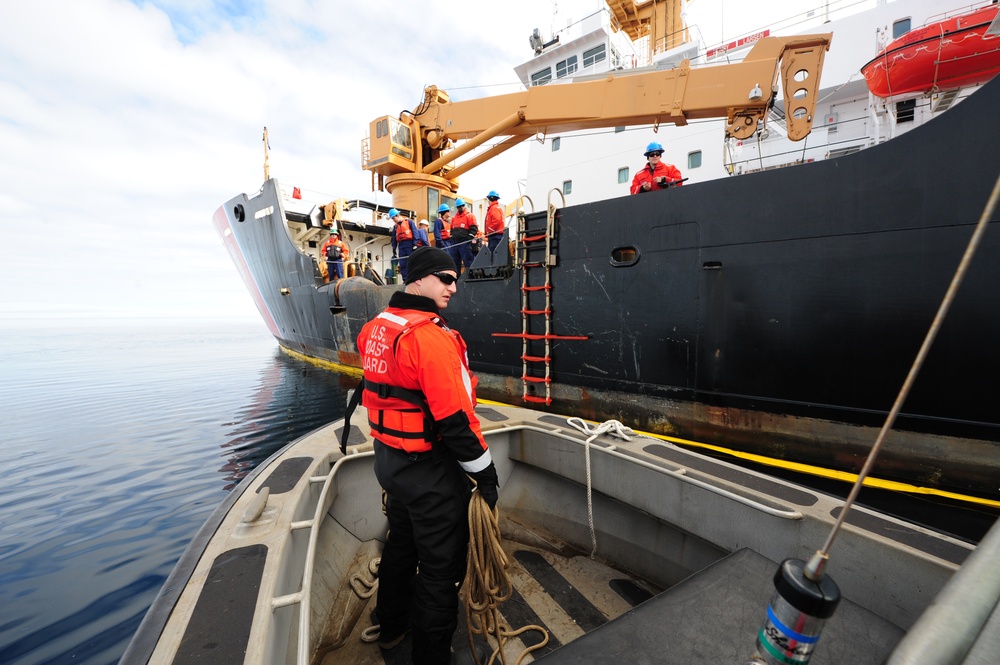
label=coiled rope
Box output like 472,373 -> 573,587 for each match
565,418 -> 635,558
356,557 -> 382,643
463,488 -> 549,665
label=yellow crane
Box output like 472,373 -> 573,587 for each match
362,32 -> 831,221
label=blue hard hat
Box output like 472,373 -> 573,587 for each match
487,190 -> 499,200
437,203 -> 450,214
455,198 -> 466,207
644,142 -> 664,156
388,208 -> 399,218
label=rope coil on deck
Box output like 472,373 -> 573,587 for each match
355,558 -> 382,643
464,488 -> 549,665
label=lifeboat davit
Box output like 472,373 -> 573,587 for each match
861,3 -> 1000,98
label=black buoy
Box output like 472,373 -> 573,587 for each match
751,558 -> 840,664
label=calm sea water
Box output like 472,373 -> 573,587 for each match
0,318 -> 352,665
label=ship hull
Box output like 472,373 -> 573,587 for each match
217,77 -> 1000,497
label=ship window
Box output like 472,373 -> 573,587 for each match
611,46 -> 622,68
388,117 -> 412,150
617,167 -> 629,183
556,55 -> 578,78
895,98 -> 916,123
611,246 -> 640,267
583,44 -> 606,68
552,137 -> 561,152
562,180 -> 573,195
892,18 -> 911,39
688,150 -> 702,169
427,189 -> 439,218
531,67 -> 552,86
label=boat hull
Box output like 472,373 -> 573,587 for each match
216,77 -> 1000,497
862,5 -> 1000,98
122,404 -> 987,664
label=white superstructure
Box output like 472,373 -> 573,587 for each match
516,0 -> 992,205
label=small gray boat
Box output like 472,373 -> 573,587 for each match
122,402 -> 999,664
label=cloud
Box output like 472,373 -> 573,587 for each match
0,0 -> 606,318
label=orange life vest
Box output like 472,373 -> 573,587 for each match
358,308 -> 475,454
325,238 -> 348,260
395,218 -> 414,242
436,216 -> 451,240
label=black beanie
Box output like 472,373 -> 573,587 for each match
405,246 -> 457,284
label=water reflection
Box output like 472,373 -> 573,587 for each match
216,350 -> 354,490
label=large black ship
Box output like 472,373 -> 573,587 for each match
214,0 -> 1000,499
215,70 -> 1000,498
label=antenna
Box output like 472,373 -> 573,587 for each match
747,172 -> 1000,664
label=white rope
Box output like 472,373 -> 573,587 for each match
354,557 -> 381,642
565,418 -> 635,558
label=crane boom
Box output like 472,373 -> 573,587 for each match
363,33 -> 831,220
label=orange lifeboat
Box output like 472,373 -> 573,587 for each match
861,3 -> 1000,98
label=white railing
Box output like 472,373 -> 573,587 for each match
270,450 -> 375,665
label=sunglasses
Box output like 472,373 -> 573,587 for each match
648,152 -> 663,157
432,271 -> 458,285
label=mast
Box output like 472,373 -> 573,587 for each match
263,126 -> 270,181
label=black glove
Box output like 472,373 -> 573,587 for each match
392,250 -> 397,258
470,462 -> 499,510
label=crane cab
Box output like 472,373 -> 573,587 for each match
363,116 -> 416,176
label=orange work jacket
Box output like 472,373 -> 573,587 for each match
630,161 -> 683,194
485,201 -> 504,236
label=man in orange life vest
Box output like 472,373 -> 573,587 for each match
433,203 -> 453,253
390,208 -> 419,281
358,246 -> 499,665
483,190 -> 504,254
321,231 -> 348,282
449,198 -> 478,272
630,141 -> 684,194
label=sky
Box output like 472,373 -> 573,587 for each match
0,0 -> 800,321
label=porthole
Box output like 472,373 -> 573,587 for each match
234,204 -> 245,222
610,246 -> 640,267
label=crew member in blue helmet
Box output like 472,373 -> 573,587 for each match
483,191 -> 504,254
630,142 -> 683,194
449,199 -> 478,272
433,203 -> 453,252
389,208 -> 419,281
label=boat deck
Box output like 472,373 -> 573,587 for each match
318,519 -> 903,665
319,526 -> 660,664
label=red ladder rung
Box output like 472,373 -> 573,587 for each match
521,375 -> 552,384
521,285 -> 552,292
521,308 -> 551,315
521,354 -> 550,362
521,233 -> 548,242
523,395 -> 552,405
